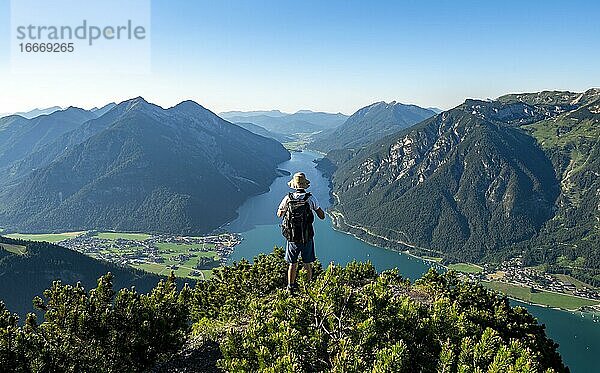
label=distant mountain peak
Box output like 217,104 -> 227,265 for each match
365,101 -> 421,111
426,107 -> 443,114
355,101 -> 384,114
172,99 -> 210,114
358,101 -> 422,116
115,97 -> 164,116
63,106 -> 88,112
292,109 -> 349,117
128,96 -> 150,106
311,101 -> 436,152
30,105 -> 62,112
91,103 -> 117,111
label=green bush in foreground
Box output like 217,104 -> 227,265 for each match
0,273 -> 190,372
1,248 -> 567,372
192,248 -> 567,372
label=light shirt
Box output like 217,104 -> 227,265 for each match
278,189 -> 321,215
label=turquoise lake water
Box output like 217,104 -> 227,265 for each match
228,150 -> 599,372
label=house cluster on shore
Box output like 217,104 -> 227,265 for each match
60,232 -> 240,270
462,257 -> 600,301
148,234 -> 239,264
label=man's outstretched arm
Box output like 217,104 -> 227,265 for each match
315,207 -> 325,220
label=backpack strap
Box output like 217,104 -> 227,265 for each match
302,192 -> 311,201
286,193 -> 295,210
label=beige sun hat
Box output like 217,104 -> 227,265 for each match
288,172 -> 310,189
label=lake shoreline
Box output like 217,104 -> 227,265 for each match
327,210 -> 442,266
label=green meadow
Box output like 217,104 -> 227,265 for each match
5,231 -> 86,243
447,263 -> 483,273
93,232 -> 152,241
484,281 -> 599,310
0,243 -> 27,255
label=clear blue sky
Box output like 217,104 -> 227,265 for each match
1,0 -> 599,114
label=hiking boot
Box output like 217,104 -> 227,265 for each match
287,283 -> 299,295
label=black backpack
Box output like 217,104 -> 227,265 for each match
281,192 -> 314,244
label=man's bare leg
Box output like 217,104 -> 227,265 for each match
303,263 -> 313,282
288,263 -> 298,286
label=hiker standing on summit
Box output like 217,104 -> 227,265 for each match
277,172 -> 325,294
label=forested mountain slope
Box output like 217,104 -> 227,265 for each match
0,235 -> 160,319
310,101 -> 435,152
0,107 -> 99,169
1,102 -> 139,187
519,89 -> 600,273
320,90 -> 600,271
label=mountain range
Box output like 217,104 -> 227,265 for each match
0,106 -> 101,169
0,98 -> 289,235
220,109 -> 348,135
318,89 -> 600,275
310,101 -> 436,152
220,109 -> 288,118
232,121 -> 293,143
0,106 -> 63,119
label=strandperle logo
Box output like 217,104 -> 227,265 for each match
10,0 -> 151,74
16,20 -> 147,46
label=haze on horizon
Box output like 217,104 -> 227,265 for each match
0,0 -> 599,115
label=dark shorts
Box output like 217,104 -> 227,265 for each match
285,239 -> 316,264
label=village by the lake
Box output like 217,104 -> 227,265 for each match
57,231 -> 241,280
449,256 -> 600,311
